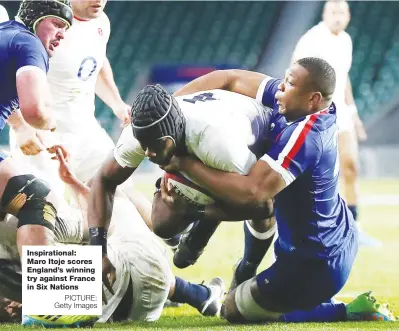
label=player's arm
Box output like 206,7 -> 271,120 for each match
14,32 -> 54,130
7,110 -> 47,155
87,125 -> 144,252
204,200 -> 274,222
345,75 -> 367,141
164,122 -> 320,208
16,68 -> 54,130
96,57 -> 130,125
170,157 -> 284,208
87,153 -> 135,245
174,69 -> 270,98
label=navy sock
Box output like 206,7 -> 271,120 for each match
171,277 -> 209,310
348,205 -> 358,221
236,221 -> 275,283
187,220 -> 220,251
280,302 -> 347,322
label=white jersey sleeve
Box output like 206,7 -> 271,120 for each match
0,5 -> 9,23
114,125 -> 145,168
196,126 -> 257,175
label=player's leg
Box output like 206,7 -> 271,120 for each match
0,157 -> 59,256
229,216 -> 276,292
151,185 -> 195,238
168,276 -> 225,317
338,129 -> 381,247
223,229 -> 359,323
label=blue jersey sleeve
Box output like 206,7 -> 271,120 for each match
256,78 -> 282,110
261,114 -> 322,183
12,31 -> 49,73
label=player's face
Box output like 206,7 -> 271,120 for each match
35,17 -> 67,57
71,0 -> 107,20
275,64 -> 314,121
323,1 -> 350,35
141,137 -> 176,165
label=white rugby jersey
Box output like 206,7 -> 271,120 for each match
47,13 -> 110,133
292,22 -> 352,110
0,5 -> 9,23
114,89 -> 271,177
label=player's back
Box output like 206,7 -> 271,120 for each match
177,89 -> 272,160
47,13 -> 110,133
272,105 -> 355,259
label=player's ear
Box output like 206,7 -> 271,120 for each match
309,92 -> 322,108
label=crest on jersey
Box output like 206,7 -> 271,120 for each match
98,28 -> 103,36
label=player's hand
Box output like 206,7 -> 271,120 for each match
48,145 -> 78,185
353,113 -> 367,142
14,125 -> 46,156
356,125 -> 367,142
4,299 -> 22,322
160,177 -> 190,215
113,102 -> 131,128
160,155 -> 182,173
101,254 -> 116,305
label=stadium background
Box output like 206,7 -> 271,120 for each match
0,1 -> 398,329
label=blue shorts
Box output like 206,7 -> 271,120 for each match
255,228 -> 358,312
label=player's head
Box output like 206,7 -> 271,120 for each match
322,0 -> 350,35
276,57 -> 336,121
71,0 -> 107,20
131,84 -> 186,165
16,0 -> 73,57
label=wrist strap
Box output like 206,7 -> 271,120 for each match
89,227 -> 108,255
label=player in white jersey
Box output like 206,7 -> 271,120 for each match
0,5 -> 9,23
291,0 -> 379,247
8,0 -> 130,196
87,84 -> 276,293
4,146 -> 224,328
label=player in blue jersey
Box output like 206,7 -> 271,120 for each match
0,0 -> 72,255
161,58 -> 395,323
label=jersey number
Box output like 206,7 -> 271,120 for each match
77,57 -> 97,81
183,92 -> 217,104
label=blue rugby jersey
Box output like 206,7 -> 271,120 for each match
257,78 -> 355,259
0,21 -> 49,131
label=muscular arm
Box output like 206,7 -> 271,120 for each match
16,69 -> 54,130
204,200 -> 274,222
177,156 -> 285,209
87,153 -> 135,230
173,69 -> 270,99
345,75 -> 367,140
95,57 -> 129,123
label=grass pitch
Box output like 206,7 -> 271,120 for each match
8,179 -> 399,330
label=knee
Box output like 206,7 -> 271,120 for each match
151,213 -> 175,239
222,291 -> 243,324
248,215 -> 276,234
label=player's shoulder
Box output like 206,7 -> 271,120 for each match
98,11 -> 110,34
340,30 -> 353,47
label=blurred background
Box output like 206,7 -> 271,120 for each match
1,1 -> 399,179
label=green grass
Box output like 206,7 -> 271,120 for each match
8,179 -> 399,330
